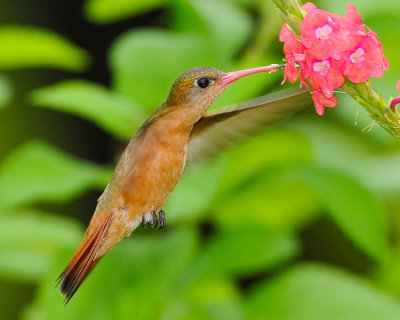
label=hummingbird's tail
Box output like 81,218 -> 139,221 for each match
57,214 -> 113,304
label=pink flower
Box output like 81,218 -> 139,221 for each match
302,2 -> 317,13
312,91 -> 338,115
280,23 -> 301,83
301,8 -> 347,60
342,5 -> 389,83
279,24 -> 308,87
343,33 -> 389,83
305,54 -> 345,98
344,3 -> 364,33
278,2 -> 389,115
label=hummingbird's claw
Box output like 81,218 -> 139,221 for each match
158,210 -> 166,229
141,209 -> 165,230
140,215 -> 147,229
150,210 -> 158,229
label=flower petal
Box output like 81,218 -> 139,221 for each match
345,3 -> 364,33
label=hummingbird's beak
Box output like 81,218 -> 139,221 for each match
220,64 -> 285,85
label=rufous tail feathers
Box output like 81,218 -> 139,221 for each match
57,214 -> 113,304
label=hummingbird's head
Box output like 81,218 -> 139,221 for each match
166,67 -> 226,111
165,65 -> 284,113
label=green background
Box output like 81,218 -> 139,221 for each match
0,0 -> 400,319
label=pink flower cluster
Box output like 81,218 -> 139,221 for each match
280,3 -> 389,115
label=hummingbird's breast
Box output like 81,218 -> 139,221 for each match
121,123 -> 189,216
91,106 -> 196,258
110,109 -> 195,222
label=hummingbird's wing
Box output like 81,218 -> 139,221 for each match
187,87 -> 312,164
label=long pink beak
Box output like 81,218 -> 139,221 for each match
220,64 -> 285,85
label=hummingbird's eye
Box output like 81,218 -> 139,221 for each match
196,77 -> 211,88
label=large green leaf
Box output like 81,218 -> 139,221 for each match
201,226 -> 299,276
172,0 -> 252,64
31,80 -> 148,140
334,94 -> 397,147
177,276 -> 245,320
110,29 -> 217,110
213,172 -> 319,233
0,141 -> 111,209
23,228 -> 199,320
296,166 -> 388,264
217,129 -> 312,194
164,158 -> 225,224
291,118 -> 400,195
0,211 -> 82,282
0,26 -> 89,71
290,117 -> 374,170
247,263 -> 400,320
85,0 -> 166,23
211,130 -> 317,233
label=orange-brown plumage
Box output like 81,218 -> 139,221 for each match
58,213 -> 112,303
58,64 -> 311,303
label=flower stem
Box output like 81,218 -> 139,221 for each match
271,0 -> 304,35
342,81 -> 400,136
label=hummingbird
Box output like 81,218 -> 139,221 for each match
58,64 -> 311,303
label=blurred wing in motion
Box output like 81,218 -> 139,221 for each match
187,87 -> 312,164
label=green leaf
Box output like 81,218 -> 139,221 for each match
0,211 -> 82,251
172,0 -> 253,64
85,0 -> 166,23
165,158 -> 225,224
290,117 -> 374,171
180,277 -> 246,320
288,120 -> 390,262
291,118 -> 400,196
0,75 -> 12,109
297,166 -> 388,264
23,229 -> 199,320
247,263 -> 400,320
211,130 -> 318,233
110,29 -> 217,110
202,227 -> 299,276
0,249 -> 50,283
31,80 -> 148,140
0,141 -> 112,209
0,211 -> 82,282
214,172 -> 319,233
359,153 -> 400,196
0,26 -> 89,71
334,94 -> 397,147
217,129 -> 312,194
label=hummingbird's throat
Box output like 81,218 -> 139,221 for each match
221,64 -> 285,85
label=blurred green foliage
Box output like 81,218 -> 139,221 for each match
1,0 -> 400,319
0,26 -> 89,71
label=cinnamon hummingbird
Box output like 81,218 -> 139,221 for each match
58,64 -> 311,303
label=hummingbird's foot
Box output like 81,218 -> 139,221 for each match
141,210 -> 158,229
140,216 -> 146,229
141,209 -> 165,230
158,210 -> 166,229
